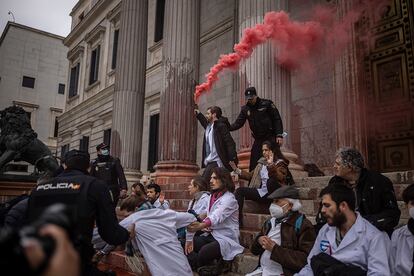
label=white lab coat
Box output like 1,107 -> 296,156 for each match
390,225 -> 414,275
296,213 -> 391,276
120,208 -> 196,276
187,192 -> 210,215
207,191 -> 244,261
186,192 -> 210,241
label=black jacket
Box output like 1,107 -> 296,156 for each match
4,197 -> 29,229
230,97 -> 283,139
315,170 -> 400,235
28,170 -> 129,268
196,113 -> 238,171
356,168 -> 400,235
90,155 -> 127,191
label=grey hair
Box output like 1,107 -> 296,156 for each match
287,198 -> 302,211
336,147 -> 365,172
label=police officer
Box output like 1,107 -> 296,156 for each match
90,143 -> 127,205
230,87 -> 284,171
28,150 -> 130,276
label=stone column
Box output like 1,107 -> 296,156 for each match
155,0 -> 200,184
111,0 -> 148,184
237,0 -> 306,176
334,0 -> 367,157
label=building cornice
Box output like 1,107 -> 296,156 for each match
12,100 -> 39,109
84,25 -> 106,44
0,22 -> 64,48
67,44 -> 85,60
106,2 -> 121,23
200,17 -> 233,46
50,107 -> 63,113
64,0 -> 113,46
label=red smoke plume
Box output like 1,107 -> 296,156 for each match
194,0 -> 389,102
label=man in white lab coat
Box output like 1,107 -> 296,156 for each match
390,183 -> 414,275
119,208 -> 196,276
187,167 -> 244,275
296,181 -> 391,276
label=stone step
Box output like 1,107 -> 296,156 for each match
100,250 -> 258,276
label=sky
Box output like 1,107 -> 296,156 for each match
0,0 -> 78,37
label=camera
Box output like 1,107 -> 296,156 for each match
0,204 -> 75,275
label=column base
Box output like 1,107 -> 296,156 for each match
123,169 -> 143,189
237,148 -> 251,171
154,161 -> 199,185
281,147 -> 308,178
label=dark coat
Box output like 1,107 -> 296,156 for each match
356,168 -> 400,235
315,170 -> 401,236
4,197 -> 29,229
230,97 -> 283,139
196,113 -> 238,172
90,155 -> 127,191
251,211 -> 316,276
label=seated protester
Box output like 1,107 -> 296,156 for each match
313,176 -> 350,234
390,183 -> 414,276
333,147 -> 400,236
186,167 -> 244,275
146,182 -> 170,210
248,186 -> 316,276
297,182 -> 391,275
130,182 -> 145,196
184,176 -> 210,253
187,176 -> 210,220
234,140 -> 294,227
119,208 -> 197,275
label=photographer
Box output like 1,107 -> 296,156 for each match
27,150 -> 130,276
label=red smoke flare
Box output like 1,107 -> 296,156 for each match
194,0 -> 389,103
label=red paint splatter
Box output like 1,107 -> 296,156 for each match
194,0 -> 390,102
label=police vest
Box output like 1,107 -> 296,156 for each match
92,160 -> 117,187
27,175 -> 90,228
27,175 -> 94,263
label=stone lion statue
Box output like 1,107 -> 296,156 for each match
0,106 -> 59,177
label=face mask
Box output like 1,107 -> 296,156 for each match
101,149 -> 109,156
409,207 -> 414,220
269,203 -> 288,219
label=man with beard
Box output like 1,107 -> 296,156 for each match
195,106 -> 238,181
296,182 -> 391,275
332,147 -> 400,236
90,143 -> 127,205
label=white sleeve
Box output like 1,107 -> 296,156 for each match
175,211 -> 197,229
367,232 -> 391,276
389,231 -> 398,275
196,195 -> 210,216
208,195 -> 238,226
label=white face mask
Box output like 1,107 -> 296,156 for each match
101,149 -> 109,156
269,203 -> 288,219
409,207 -> 414,220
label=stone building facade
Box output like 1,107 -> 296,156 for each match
58,0 -> 414,184
0,22 -> 67,173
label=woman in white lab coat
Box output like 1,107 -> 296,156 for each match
182,176 -> 210,250
187,167 -> 244,275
